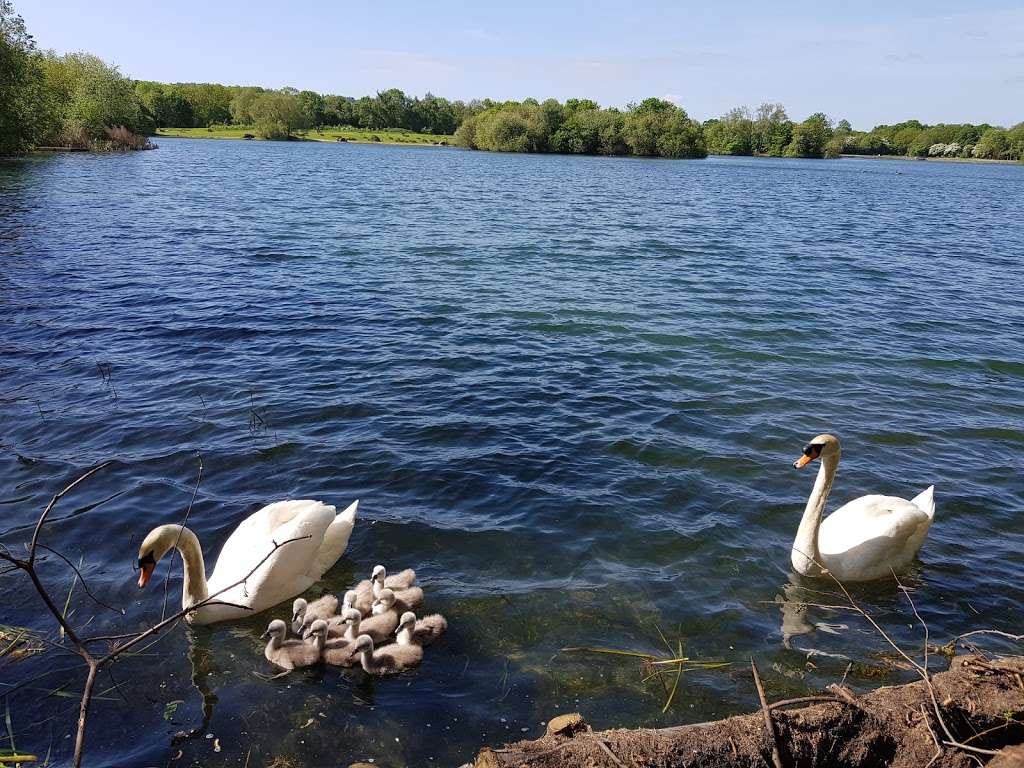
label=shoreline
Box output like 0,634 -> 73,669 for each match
154,126 -> 455,148
837,152 -> 1022,165
472,655 -> 1024,768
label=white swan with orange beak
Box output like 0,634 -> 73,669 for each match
791,434 -> 934,582
136,499 -> 357,625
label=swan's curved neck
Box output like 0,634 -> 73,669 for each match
792,454 -> 839,576
396,626 -> 412,645
345,618 -> 360,642
167,526 -> 209,610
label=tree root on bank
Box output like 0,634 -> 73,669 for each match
472,655 -> 1024,768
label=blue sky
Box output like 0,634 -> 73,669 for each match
21,0 -> 1024,128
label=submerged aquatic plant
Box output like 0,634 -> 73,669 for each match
0,625 -> 44,662
562,625 -> 729,713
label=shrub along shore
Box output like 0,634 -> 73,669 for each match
2,1 -> 1022,160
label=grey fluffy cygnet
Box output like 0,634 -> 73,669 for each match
292,594 -> 339,636
314,614 -> 359,666
395,611 -> 447,647
262,619 -> 322,671
370,564 -> 416,598
353,634 -> 423,675
349,599 -> 398,643
373,586 -> 422,617
343,587 -> 373,618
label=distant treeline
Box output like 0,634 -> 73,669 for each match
703,106 -> 1024,161
460,101 -> 1024,160
131,82 -> 480,140
454,98 -> 706,158
2,1 -> 1022,160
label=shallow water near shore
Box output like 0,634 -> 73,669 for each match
1,139 -> 1023,767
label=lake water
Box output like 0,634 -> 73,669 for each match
1,139 -> 1022,767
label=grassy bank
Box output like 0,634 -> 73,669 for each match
155,125 -> 454,146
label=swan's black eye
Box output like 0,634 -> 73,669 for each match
802,443 -> 823,459
138,550 -> 156,569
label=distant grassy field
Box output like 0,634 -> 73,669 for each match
155,125 -> 455,146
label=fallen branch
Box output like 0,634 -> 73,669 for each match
751,659 -> 784,768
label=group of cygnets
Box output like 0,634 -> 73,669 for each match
260,565 -> 447,676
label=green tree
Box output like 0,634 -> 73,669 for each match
1008,122 -> 1024,161
471,102 -> 548,152
540,97 -> 566,136
0,0 -> 46,154
973,127 -> 1010,159
229,86 -> 265,125
151,88 -> 193,127
297,90 -> 325,129
623,99 -> 705,158
704,106 -> 754,155
550,108 -> 616,154
39,52 -> 151,146
250,90 -> 308,139
752,103 -> 792,155
373,88 -> 410,129
321,95 -> 352,127
786,112 -> 833,158
175,82 -> 232,125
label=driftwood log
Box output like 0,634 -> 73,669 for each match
472,655 -> 1024,768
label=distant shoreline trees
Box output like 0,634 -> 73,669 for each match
2,0 -> 1023,159
702,104 -> 1024,161
132,81 -> 478,140
454,97 -> 707,158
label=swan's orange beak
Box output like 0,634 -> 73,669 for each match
793,454 -> 813,469
137,562 -> 155,588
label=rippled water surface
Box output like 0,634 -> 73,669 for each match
2,140 -> 1023,767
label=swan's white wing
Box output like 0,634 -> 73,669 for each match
818,495 -> 932,581
206,500 -> 335,605
909,486 -> 936,520
217,499 -> 319,554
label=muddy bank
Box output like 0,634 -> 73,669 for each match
470,655 -> 1024,768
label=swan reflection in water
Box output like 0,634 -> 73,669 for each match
774,563 -> 929,665
775,573 -> 850,660
171,629 -> 219,744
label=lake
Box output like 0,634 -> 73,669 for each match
1,139 -> 1022,767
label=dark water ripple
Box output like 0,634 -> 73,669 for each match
1,141 -> 1023,766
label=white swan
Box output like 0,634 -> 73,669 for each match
791,434 -> 934,582
136,499 -> 358,625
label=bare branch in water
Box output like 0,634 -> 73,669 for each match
2,461 -> 308,768
35,544 -> 124,616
